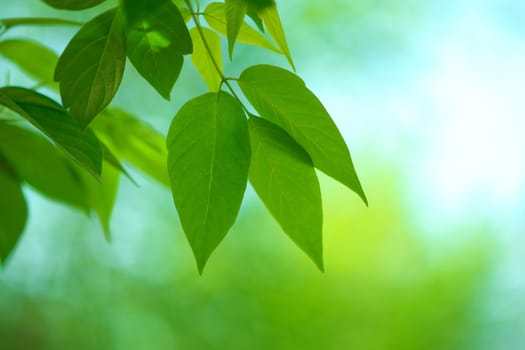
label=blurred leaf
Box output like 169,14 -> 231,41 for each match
0,156 -> 27,265
0,17 -> 81,31
204,3 -> 280,54
93,108 -> 169,185
55,8 -> 126,128
248,117 -> 323,270
41,0 -> 107,10
0,40 -> 59,89
0,123 -> 89,211
224,0 -> 247,59
258,3 -> 294,70
0,87 -> 103,177
239,65 -> 367,203
81,161 -> 120,240
167,92 -> 250,273
246,6 -> 264,32
189,27 -> 222,91
123,0 -> 190,100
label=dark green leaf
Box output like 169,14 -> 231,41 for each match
55,8 -> 126,128
239,65 -> 367,204
0,157 -> 27,265
0,87 -> 103,177
245,0 -> 274,11
257,4 -> 294,70
0,39 -> 59,89
189,27 -> 222,91
224,0 -> 247,59
41,0 -> 107,10
246,7 -> 265,32
93,108 -> 169,185
204,3 -> 280,54
167,92 -> 250,273
123,0 -> 191,99
248,117 -> 323,270
0,123 -> 89,210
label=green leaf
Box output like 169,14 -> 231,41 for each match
0,123 -> 89,211
93,108 -> 169,186
0,87 -> 103,177
167,92 -> 250,273
0,40 -> 59,89
248,117 -> 323,270
258,3 -> 295,70
224,0 -> 247,59
81,161 -> 120,240
123,0 -> 191,100
0,156 -> 27,265
189,27 -> 222,92
0,17 -> 82,31
245,0 -> 274,10
246,6 -> 265,32
204,3 -> 280,54
55,8 -> 126,128
41,0 -> 107,10
239,65 -> 367,204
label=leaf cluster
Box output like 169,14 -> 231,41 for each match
0,0 -> 366,272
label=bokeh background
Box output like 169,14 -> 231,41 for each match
1,0 -> 525,349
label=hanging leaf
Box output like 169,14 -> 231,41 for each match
55,8 -> 126,128
123,0 -> 191,100
0,87 -> 103,177
257,3 -> 295,70
0,123 -> 89,211
248,117 -> 323,270
246,6 -> 264,32
167,92 -> 250,273
0,40 -> 59,89
0,157 -> 27,265
41,0 -> 107,10
93,108 -> 169,186
224,0 -> 247,59
80,161 -> 120,240
239,65 -> 367,204
204,3 -> 280,54
189,27 -> 223,91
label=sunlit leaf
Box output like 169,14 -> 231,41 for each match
248,117 -> 323,270
123,0 -> 191,100
0,87 -> 103,177
0,123 -> 89,210
41,0 -> 107,10
55,8 -> 126,128
204,3 -> 280,53
189,27 -> 222,91
239,65 -> 367,203
258,3 -> 295,70
93,108 -> 169,185
0,39 -> 59,89
167,92 -> 250,273
0,157 -> 27,265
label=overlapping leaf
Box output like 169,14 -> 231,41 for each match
0,87 -> 103,177
42,0 -> 107,10
257,3 -> 294,69
167,92 -> 250,273
204,3 -> 280,53
189,27 -> 223,91
239,65 -> 367,203
248,117 -> 324,270
0,123 -> 89,210
224,0 -> 247,58
55,8 -> 126,128
0,157 -> 27,265
123,0 -> 191,100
